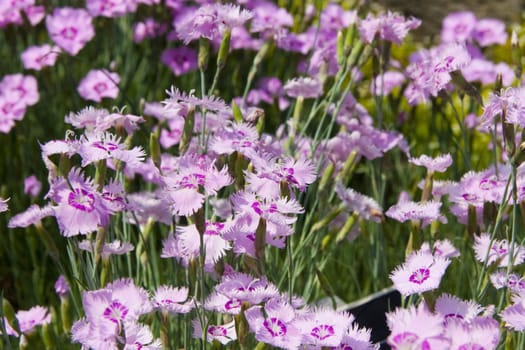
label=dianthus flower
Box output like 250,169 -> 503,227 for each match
245,297 -> 302,350
283,77 -> 323,99
473,18 -> 508,47
77,69 -> 120,103
445,317 -> 500,349
473,233 -> 525,267
336,182 -> 383,223
192,319 -> 237,345
46,168 -> 112,237
23,174 -> 41,198
385,200 -> 446,227
46,7 -> 95,56
359,11 -> 421,44
441,11 -> 477,43
409,153 -> 453,173
152,285 -> 193,314
0,73 -> 39,107
161,47 -> 198,76
296,308 -> 353,347
480,87 -> 525,128
386,303 -> 449,349
214,270 -> 279,305
21,44 -> 61,70
86,0 -> 129,18
390,249 -> 451,296
435,294 -> 483,324
175,3 -> 252,43
16,306 -> 51,334
371,71 -> 405,96
77,132 -> 145,167
78,239 -> 134,259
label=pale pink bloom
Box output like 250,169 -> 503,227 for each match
408,153 -> 453,173
0,91 -> 26,133
55,275 -> 70,298
333,324 -> 378,350
205,291 -> 242,315
250,2 -> 293,36
296,308 -> 353,347
359,11 -> 421,44
8,204 -> 54,228
161,47 -> 198,76
77,69 -> 120,103
77,132 -> 145,167
215,271 -> 279,305
23,5 -> 45,25
501,292 -> 525,330
24,175 -> 41,198
0,197 -> 8,213
336,182 -> 383,223
78,239 -> 134,259
245,298 -> 302,350
473,18 -> 507,47
441,11 -> 476,43
390,249 -> 451,296
0,73 -> 39,107
153,285 -> 193,314
21,45 -> 61,70
371,71 -> 405,96
435,294 -> 483,323
490,271 -> 525,292
192,319 -> 237,345
473,233 -> 525,267
420,239 -> 460,259
46,7 -> 95,56
47,168 -> 112,237
445,317 -> 500,349
86,0 -> 128,18
16,306 -> 51,333
387,303 -> 448,349
385,200 -> 446,227
283,77 -> 322,99
122,321 -> 162,350
125,190 -> 172,226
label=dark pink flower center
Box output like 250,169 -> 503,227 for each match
311,324 -> 335,340
60,27 -> 78,40
462,193 -> 478,201
68,188 -> 95,212
224,298 -> 241,311
103,300 -> 129,324
444,313 -> 464,321
94,82 -> 108,94
208,325 -> 227,337
263,317 -> 287,337
491,243 -> 507,256
392,331 -> 419,345
409,267 -> 430,284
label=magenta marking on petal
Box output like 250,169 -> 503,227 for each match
263,317 -> 287,337
479,178 -> 497,190
408,267 -> 430,284
251,202 -> 263,215
392,332 -> 418,345
462,193 -> 477,201
60,27 -> 78,40
68,188 -> 95,212
310,324 -> 335,340
458,344 -> 485,350
444,313 -> 464,321
224,299 -> 241,311
103,300 -> 129,324
208,325 -> 227,337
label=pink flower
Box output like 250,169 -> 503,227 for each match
0,197 -> 8,213
336,182 -> 383,223
16,306 -> 51,333
501,293 -> 525,331
359,11 -> 421,44
77,69 -> 120,102
435,294 -> 483,323
214,270 -> 279,305
371,71 -> 405,96
245,298 -> 302,350
385,200 -> 446,227
480,88 -> 525,128
296,308 -> 353,347
445,317 -> 500,349
332,324 -> 378,350
387,303 -> 448,349
55,275 -> 70,298
472,18 -> 507,47
21,44 -> 61,70
86,0 -> 128,18
46,7 -> 95,56
47,168 -> 112,237
153,285 -> 193,314
8,204 -> 54,228
77,132 -> 145,167
0,74 -> 39,107
78,239 -> 134,259
161,47 -> 198,76
283,77 -> 322,99
390,249 -> 451,296
473,233 -> 525,267
192,319 -> 237,345
408,153 -> 453,173
24,175 -> 41,198
441,11 -> 477,43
